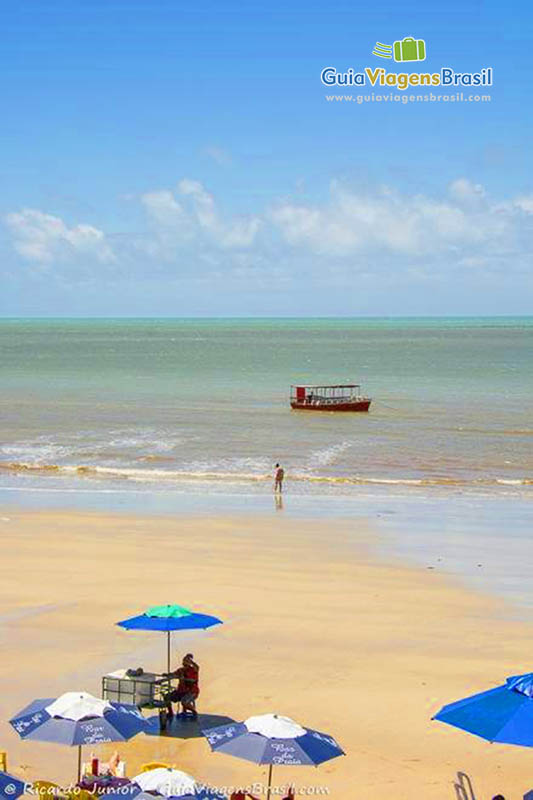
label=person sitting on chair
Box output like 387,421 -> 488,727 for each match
101,750 -> 121,776
165,653 -> 199,720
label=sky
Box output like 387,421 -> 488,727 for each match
0,0 -> 532,316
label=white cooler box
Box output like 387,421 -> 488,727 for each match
102,669 -> 163,707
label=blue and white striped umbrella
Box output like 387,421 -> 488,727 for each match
10,692 -> 149,779
0,771 -> 26,800
203,713 -> 344,799
104,768 -> 225,800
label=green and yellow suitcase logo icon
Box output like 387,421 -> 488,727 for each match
393,36 -> 426,62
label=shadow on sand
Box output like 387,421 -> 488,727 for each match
145,711 -> 235,740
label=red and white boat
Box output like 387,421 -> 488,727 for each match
290,383 -> 371,412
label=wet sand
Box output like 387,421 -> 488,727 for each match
0,509 -> 532,798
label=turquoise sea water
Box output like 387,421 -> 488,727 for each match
0,317 -> 532,497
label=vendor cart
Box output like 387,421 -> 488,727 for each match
102,670 -> 172,709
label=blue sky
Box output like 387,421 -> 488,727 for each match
1,0 -> 532,316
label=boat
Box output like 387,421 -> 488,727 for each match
290,383 -> 371,412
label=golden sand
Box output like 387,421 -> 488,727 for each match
0,510 -> 531,798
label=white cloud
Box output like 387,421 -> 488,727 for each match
513,195 -> 533,214
4,178 -> 533,288
270,180 -> 495,257
449,177 -> 486,203
204,145 -> 232,166
140,190 -> 185,227
4,209 -> 114,265
141,179 -> 261,252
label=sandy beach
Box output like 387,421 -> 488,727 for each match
0,508 -> 532,798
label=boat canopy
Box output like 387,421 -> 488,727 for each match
290,384 -> 365,403
290,384 -> 361,389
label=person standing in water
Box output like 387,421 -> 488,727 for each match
274,463 -> 284,493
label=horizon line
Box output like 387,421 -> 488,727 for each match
0,314 -> 532,321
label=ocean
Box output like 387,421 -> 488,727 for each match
1,317 -> 532,498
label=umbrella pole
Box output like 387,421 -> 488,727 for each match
167,630 -> 171,675
77,745 -> 82,781
266,764 -> 273,800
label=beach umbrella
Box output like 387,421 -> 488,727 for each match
10,691 -> 149,781
203,713 -> 344,800
104,767 -> 225,800
433,672 -> 533,745
117,604 -> 222,674
0,771 -> 26,800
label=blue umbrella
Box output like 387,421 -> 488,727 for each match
203,713 -> 344,800
433,672 -> 533,745
0,771 -> 25,800
117,604 -> 222,674
10,691 -> 149,780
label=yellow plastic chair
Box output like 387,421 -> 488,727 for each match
140,761 -> 174,771
65,791 -> 96,800
0,751 -> 7,770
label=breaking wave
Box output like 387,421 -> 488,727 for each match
0,460 -> 531,488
